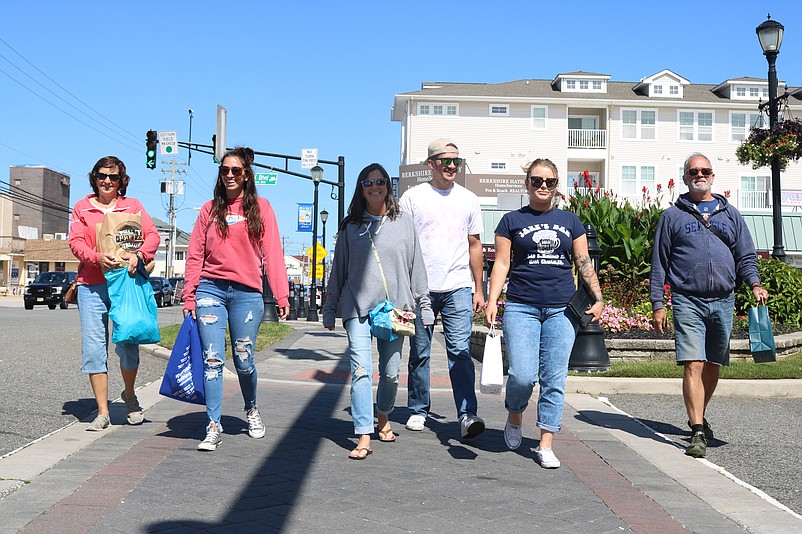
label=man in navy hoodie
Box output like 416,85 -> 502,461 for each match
650,153 -> 769,458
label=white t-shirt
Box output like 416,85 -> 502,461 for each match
399,182 -> 482,292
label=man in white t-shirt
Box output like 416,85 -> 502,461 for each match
399,138 -> 486,439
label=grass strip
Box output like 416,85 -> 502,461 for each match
158,322 -> 294,352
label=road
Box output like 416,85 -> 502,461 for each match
0,297 -> 183,457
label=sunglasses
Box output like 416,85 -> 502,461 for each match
437,157 -> 463,167
687,168 -> 713,177
219,166 -> 244,177
95,173 -> 121,182
361,178 -> 388,188
529,176 -> 558,189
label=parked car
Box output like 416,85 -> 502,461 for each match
168,276 -> 184,304
149,276 -> 174,308
24,271 -> 77,310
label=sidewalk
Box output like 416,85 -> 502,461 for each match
1,320 -> 800,533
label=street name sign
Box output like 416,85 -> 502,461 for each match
255,173 -> 278,185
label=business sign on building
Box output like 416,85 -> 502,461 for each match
781,190 -> 802,206
397,164 -> 522,198
397,164 -> 465,195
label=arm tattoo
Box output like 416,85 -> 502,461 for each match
575,254 -> 602,301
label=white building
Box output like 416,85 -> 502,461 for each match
392,70 -> 802,263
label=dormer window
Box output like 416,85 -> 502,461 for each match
567,80 -> 576,89
669,85 -> 679,95
654,85 -> 663,94
579,80 -> 589,90
592,80 -> 602,90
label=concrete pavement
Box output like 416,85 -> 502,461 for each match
1,319 -> 801,533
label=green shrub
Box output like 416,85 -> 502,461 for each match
735,258 -> 802,326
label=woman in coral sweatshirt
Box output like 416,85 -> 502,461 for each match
183,147 -> 290,452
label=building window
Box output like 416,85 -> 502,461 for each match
418,103 -> 458,116
762,88 -> 769,98
741,175 -> 770,209
730,112 -> 765,142
736,87 -> 747,97
621,165 -> 657,197
679,110 -> 713,141
175,251 -> 186,261
621,108 -> 656,140
749,87 -> 760,97
669,85 -> 679,95
579,80 -> 589,90
654,85 -> 663,95
531,106 -> 547,129
592,80 -> 602,90
566,80 -> 576,89
490,162 -> 507,171
55,262 -> 65,272
489,104 -> 509,116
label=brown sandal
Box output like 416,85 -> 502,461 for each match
348,447 -> 373,460
378,429 -> 396,442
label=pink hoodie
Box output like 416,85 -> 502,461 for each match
182,196 -> 289,311
68,195 -> 160,286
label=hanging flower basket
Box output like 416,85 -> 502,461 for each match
736,118 -> 802,171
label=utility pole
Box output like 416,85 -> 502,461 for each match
161,160 -> 186,278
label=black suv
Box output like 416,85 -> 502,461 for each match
149,276 -> 174,308
24,271 -> 77,310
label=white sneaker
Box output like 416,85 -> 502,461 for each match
504,419 -> 522,450
535,447 -> 560,468
405,414 -> 426,431
198,426 -> 222,451
246,408 -> 265,439
459,414 -> 486,439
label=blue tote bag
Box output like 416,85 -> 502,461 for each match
105,267 -> 161,345
748,306 -> 776,363
159,314 -> 206,404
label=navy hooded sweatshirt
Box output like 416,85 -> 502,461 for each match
650,192 -> 760,311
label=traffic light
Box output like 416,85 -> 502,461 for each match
146,130 -> 158,169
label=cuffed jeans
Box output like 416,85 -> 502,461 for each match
407,287 -> 478,419
502,302 -> 577,433
195,278 -> 264,432
78,283 -> 139,373
345,316 -> 403,435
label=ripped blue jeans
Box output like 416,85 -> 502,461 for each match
195,278 -> 264,432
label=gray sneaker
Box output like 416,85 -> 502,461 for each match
246,408 -> 265,439
198,426 -> 222,451
685,431 -> 707,458
86,414 -> 110,432
121,390 -> 144,425
459,414 -> 485,439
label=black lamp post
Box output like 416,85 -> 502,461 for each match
320,209 -> 329,299
307,166 -> 323,321
757,14 -> 786,262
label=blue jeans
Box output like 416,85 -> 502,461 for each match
345,316 -> 404,435
195,278 -> 264,432
502,302 -> 577,433
78,283 -> 139,373
407,287 -> 478,419
672,292 -> 735,366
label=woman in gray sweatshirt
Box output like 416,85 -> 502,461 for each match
323,163 -> 433,460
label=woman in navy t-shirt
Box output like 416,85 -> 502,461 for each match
485,158 -> 603,469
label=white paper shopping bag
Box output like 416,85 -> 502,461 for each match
479,326 -> 503,395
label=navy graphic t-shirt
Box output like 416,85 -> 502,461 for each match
494,207 -> 586,307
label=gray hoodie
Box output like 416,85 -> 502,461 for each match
322,213 -> 434,327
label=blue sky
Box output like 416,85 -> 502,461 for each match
1,1 -> 799,254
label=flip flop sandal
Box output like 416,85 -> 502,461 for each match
348,447 -> 373,460
378,429 -> 396,442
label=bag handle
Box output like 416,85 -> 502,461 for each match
678,202 -> 733,250
364,222 -> 391,301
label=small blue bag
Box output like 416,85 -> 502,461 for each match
748,306 -> 776,363
105,267 -> 161,345
368,299 -> 397,341
159,314 -> 205,404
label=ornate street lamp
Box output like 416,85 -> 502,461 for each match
307,166 -> 324,321
757,14 -> 786,261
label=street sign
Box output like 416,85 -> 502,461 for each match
314,265 -> 324,279
301,148 -> 318,169
254,173 -> 278,185
158,131 -> 178,155
305,242 -> 328,260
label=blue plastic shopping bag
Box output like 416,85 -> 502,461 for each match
105,267 -> 161,345
159,314 -> 205,404
368,299 -> 397,341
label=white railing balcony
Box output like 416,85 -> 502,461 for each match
568,129 -> 607,149
740,190 -> 769,210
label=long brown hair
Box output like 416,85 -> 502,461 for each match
210,147 -> 263,241
341,163 -> 399,230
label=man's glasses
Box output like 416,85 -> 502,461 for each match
361,178 -> 387,188
529,176 -> 558,189
220,166 -> 244,177
95,173 -> 121,182
437,157 -> 463,167
687,168 -> 713,177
